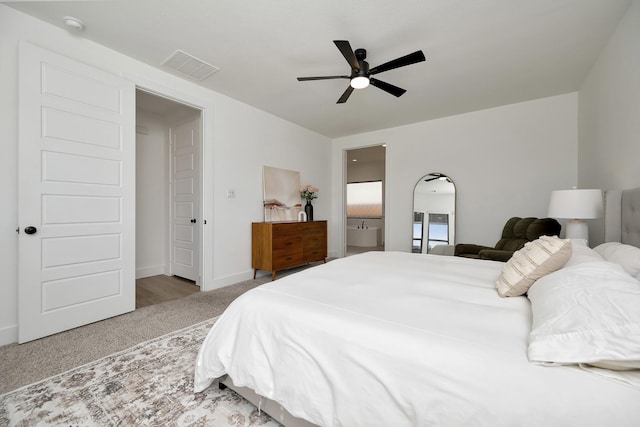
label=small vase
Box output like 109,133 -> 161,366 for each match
304,200 -> 314,221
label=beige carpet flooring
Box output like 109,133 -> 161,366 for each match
0,265 -> 317,395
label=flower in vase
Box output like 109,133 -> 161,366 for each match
300,185 -> 319,202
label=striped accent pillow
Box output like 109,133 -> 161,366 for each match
496,235 -> 572,297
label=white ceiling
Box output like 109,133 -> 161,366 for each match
5,0 -> 631,138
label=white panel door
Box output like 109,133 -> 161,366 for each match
18,42 -> 135,343
171,119 -> 199,282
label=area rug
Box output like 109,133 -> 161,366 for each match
0,318 -> 280,426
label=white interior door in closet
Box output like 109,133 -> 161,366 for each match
170,118 -> 200,282
18,42 -> 135,343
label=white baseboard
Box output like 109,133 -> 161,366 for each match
0,324 -> 18,346
136,265 -> 165,279
207,269 -> 256,291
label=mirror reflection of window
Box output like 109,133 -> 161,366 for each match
412,174 -> 455,254
427,213 -> 449,252
412,212 -> 424,253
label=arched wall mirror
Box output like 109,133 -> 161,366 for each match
412,173 -> 456,254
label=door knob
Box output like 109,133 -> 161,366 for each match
24,226 -> 37,235
190,219 -> 196,224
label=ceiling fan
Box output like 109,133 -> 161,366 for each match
297,40 -> 426,104
424,173 -> 452,183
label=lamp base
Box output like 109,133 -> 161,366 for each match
565,219 -> 589,243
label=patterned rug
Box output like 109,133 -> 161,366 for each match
0,318 -> 280,426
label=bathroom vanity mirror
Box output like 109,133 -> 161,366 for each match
412,173 -> 455,254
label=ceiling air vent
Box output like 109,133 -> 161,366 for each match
161,50 -> 220,81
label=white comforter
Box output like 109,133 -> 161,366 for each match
195,252 -> 640,426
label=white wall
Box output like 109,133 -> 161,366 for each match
135,109 -> 168,279
0,7 -> 20,345
332,93 -> 578,255
211,99 -> 331,284
0,5 -> 331,344
414,194 -> 455,214
578,0 -> 640,245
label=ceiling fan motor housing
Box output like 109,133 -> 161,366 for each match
354,48 -> 369,76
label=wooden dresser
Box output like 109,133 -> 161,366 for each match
252,220 -> 327,280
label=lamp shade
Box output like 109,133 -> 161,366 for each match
548,189 -> 603,219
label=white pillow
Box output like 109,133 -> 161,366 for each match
563,239 -> 604,268
496,235 -> 572,297
528,261 -> 640,370
594,242 -> 640,281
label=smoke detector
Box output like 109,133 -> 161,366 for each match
63,16 -> 85,32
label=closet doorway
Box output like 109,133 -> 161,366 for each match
135,90 -> 202,307
344,145 -> 386,256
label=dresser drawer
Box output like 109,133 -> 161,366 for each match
272,248 -> 304,269
303,233 -> 325,248
303,247 -> 326,262
273,236 -> 302,250
302,221 -> 325,234
271,223 -> 303,236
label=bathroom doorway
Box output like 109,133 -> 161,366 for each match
344,145 -> 386,256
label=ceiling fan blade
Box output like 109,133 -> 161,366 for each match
369,50 -> 426,75
337,85 -> 354,104
334,40 -> 360,71
369,78 -> 406,97
297,76 -> 350,81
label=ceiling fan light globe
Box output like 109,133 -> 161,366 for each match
350,76 -> 370,89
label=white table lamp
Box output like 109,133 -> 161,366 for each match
548,189 -> 603,243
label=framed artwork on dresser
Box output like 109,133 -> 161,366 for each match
262,165 -> 302,221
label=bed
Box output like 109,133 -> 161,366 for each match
194,188 -> 640,426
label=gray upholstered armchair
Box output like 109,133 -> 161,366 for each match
454,217 -> 561,262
